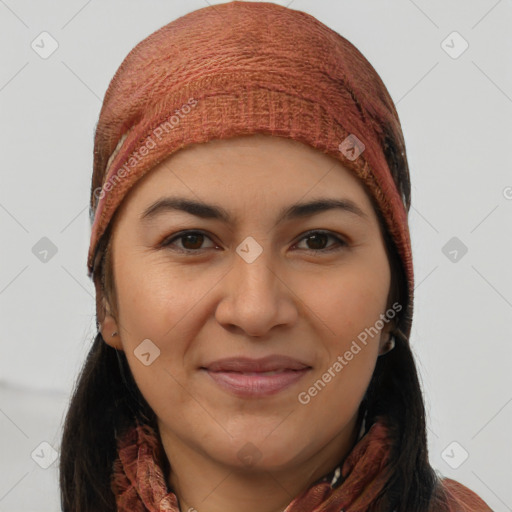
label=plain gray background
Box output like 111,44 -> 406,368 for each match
1,1 -> 511,510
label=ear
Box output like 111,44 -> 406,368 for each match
378,322 -> 395,356
94,275 -> 123,351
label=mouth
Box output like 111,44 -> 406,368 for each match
200,355 -> 312,398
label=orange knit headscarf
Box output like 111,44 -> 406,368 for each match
87,0 -> 414,339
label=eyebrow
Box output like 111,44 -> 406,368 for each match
140,196 -> 369,226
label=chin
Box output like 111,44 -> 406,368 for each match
209,425 -> 311,472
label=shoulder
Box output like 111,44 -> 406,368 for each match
433,477 -> 494,511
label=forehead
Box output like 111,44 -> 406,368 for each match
116,133 -> 375,217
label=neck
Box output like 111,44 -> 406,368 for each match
160,414 -> 361,512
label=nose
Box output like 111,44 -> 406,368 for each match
214,248 -> 298,337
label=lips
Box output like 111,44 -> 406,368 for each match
201,355 -> 312,398
203,355 -> 310,373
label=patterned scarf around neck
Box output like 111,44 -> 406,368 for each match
110,416 -> 493,512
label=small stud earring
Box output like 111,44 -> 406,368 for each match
112,331 -> 118,337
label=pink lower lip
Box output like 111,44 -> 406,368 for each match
204,368 -> 310,397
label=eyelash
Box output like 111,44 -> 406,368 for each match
160,230 -> 348,255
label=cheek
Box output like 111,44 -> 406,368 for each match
114,253 -> 207,341
112,253 -> 218,405
304,259 -> 390,340
292,254 -> 389,406
113,256 -> 200,419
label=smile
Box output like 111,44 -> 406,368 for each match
202,368 -> 311,398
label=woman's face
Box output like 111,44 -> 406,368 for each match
104,133 -> 392,476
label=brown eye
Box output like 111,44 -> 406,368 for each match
305,233 -> 329,250
295,231 -> 347,253
180,233 -> 205,250
162,231 -> 216,252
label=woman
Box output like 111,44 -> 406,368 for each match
59,2 -> 493,511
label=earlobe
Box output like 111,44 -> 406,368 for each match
100,310 -> 123,350
378,332 -> 396,356
94,276 -> 123,351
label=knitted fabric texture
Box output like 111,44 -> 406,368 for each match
87,0 -> 415,338
111,416 -> 493,512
